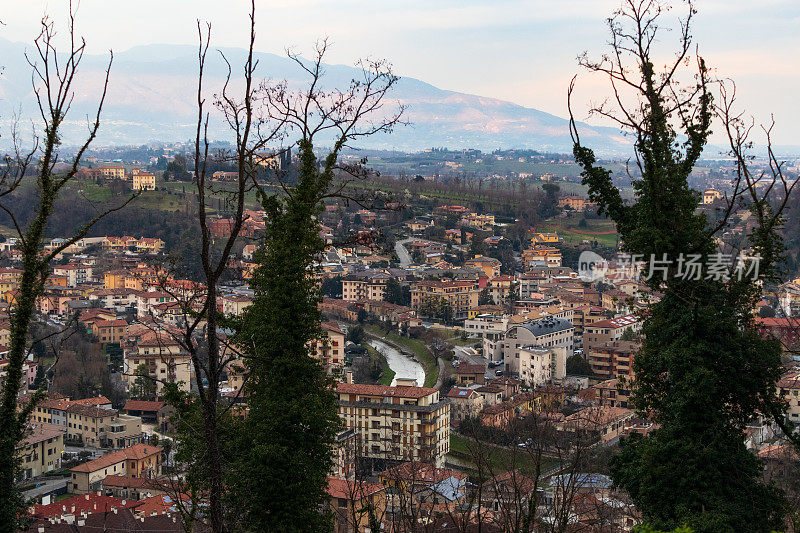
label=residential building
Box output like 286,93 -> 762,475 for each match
485,317 -> 574,375
65,404 -> 142,449
558,195 -> 596,211
86,165 -> 125,180
17,423 -> 64,479
522,246 -> 562,268
124,330 -> 194,395
588,340 -> 639,379
593,378 -> 632,409
326,477 -> 386,533
221,294 -> 252,316
530,232 -> 560,246
52,263 -> 93,287
778,372 -> 800,423
460,212 -> 495,230
557,406 -> 635,443
487,275 -> 515,305
779,280 -> 800,317
454,364 -> 486,386
583,314 -> 641,353
341,271 -> 390,302
311,322 -> 346,374
702,188 -> 723,204
131,169 -> 156,191
464,256 -> 502,278
335,383 -> 451,467
411,280 -> 480,321
445,388 -> 483,422
69,443 -> 162,494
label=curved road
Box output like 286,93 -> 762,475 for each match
395,238 -> 415,268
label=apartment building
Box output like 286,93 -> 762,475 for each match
779,280 -> 800,317
87,319 -> 128,346
446,388 -> 483,422
18,423 -> 64,479
311,322 -> 346,374
335,383 -> 451,468
341,271 -> 391,302
464,255 -> 502,278
508,346 -> 560,387
53,263 -> 93,287
487,275 -> 515,305
530,232 -> 560,246
89,288 -> 139,313
522,246 -> 562,268
460,212 -> 495,231
124,330 -> 194,395
411,280 -> 480,321
588,340 -> 639,379
583,314 -> 641,353
593,378 -> 632,409
69,443 -> 162,494
558,406 -> 635,443
65,404 -> 142,449
485,316 -> 573,370
221,294 -> 252,316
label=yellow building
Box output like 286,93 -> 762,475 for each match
312,322 -> 346,374
411,280 -> 480,321
17,423 -> 64,480
336,383 -> 451,468
464,255 -> 502,278
87,165 -> 125,180
530,232 -> 560,247
558,195 -> 595,211
132,169 -> 157,191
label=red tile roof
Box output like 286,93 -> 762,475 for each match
336,383 -> 437,399
326,477 -> 384,499
123,400 -> 167,412
71,444 -> 162,473
31,494 -> 139,518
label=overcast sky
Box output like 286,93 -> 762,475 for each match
2,0 -> 798,145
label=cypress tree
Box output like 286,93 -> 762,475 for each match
570,2 -> 789,530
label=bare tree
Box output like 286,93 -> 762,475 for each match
0,7 -> 138,529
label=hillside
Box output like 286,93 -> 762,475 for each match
0,38 -> 630,154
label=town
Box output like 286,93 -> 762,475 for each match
1,149 -> 799,531
1,1 -> 799,532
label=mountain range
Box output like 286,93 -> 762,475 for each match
0,38 -> 631,154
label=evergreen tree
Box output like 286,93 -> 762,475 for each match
228,139 -> 345,531
570,2 -> 789,531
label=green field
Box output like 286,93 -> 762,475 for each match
536,215 -> 619,248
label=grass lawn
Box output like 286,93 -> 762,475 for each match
365,326 -> 438,387
448,433 -> 559,478
536,215 -> 619,248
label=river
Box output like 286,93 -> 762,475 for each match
368,338 -> 425,387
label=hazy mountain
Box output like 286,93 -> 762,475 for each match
0,38 -> 631,154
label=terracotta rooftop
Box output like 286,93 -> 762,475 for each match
71,444 -> 162,473
336,383 -> 437,399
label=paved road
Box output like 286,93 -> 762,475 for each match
394,238 -> 414,268
22,477 -> 68,503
